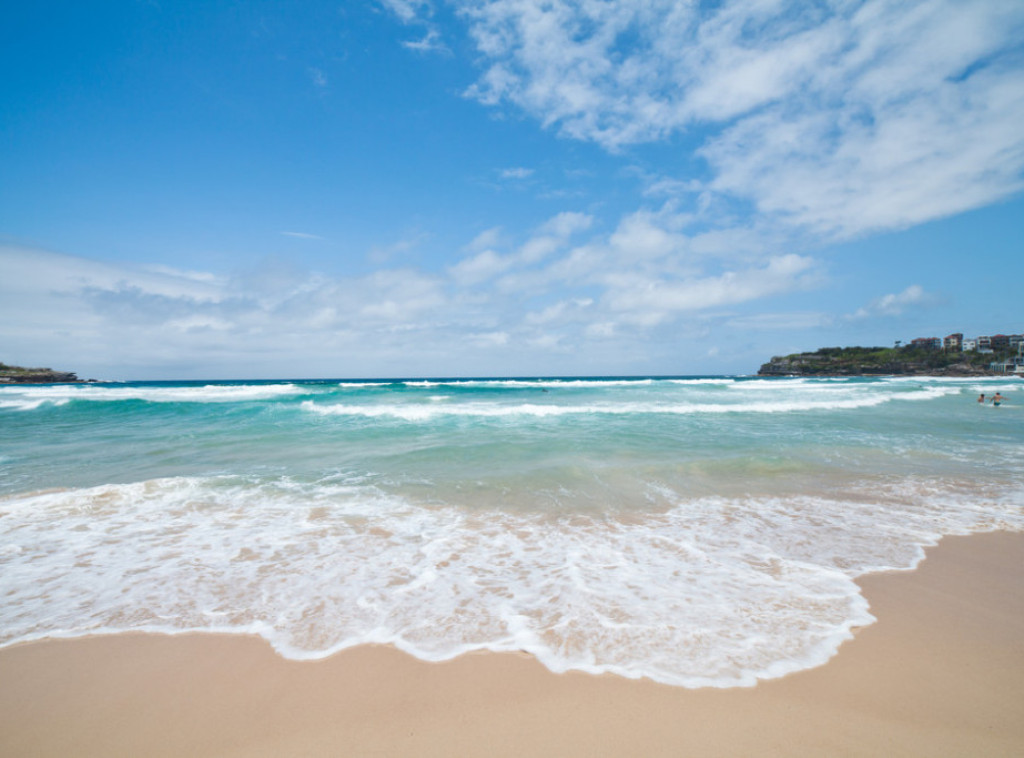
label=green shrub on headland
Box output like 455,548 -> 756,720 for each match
0,362 -> 80,383
758,345 -> 1015,376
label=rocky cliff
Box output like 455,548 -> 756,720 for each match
0,363 -> 82,383
757,347 -> 1000,377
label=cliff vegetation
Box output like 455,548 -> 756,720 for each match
0,362 -> 81,384
758,346 -> 1012,377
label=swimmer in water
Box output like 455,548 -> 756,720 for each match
991,392 -> 1005,406
978,393 -> 986,403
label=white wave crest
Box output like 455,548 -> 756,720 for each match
300,386 -> 954,421
0,383 -> 305,407
666,378 -> 736,385
402,378 -> 657,388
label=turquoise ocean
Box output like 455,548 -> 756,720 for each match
1,375 -> 1022,688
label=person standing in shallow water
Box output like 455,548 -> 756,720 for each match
978,394 -> 986,403
990,392 -> 1006,406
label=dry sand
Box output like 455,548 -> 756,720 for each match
1,531 -> 1022,757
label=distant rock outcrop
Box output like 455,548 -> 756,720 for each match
0,362 -> 82,383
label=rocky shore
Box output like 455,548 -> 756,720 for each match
0,363 -> 84,384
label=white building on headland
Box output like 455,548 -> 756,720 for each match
901,330 -> 1023,372
909,331 -> 1023,356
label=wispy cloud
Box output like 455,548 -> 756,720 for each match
603,254 -> 822,327
499,167 -> 534,180
0,245 -> 453,377
307,67 -> 327,88
849,284 -> 937,319
368,232 -> 428,264
454,0 -> 1024,241
449,210 -> 593,285
466,226 -> 503,251
281,231 -> 325,240
403,28 -> 450,54
380,0 -> 449,55
378,0 -> 432,25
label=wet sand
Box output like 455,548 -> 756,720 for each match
1,531 -> 1022,757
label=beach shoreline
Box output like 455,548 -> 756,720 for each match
1,530 -> 1022,757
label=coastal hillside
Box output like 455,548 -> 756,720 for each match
758,346 -> 1009,377
0,362 -> 80,384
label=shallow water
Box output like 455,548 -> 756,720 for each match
1,375 -> 1022,687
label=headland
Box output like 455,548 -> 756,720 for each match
0,362 -> 86,384
759,336 -> 1023,377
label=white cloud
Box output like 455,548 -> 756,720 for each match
0,247 -> 225,303
584,321 -> 616,339
403,28 -> 450,54
517,235 -> 560,264
604,254 -> 821,326
378,0 -> 432,25
381,0 -> 450,55
526,333 -> 564,351
0,246 -> 452,378
609,207 -> 690,261
354,269 -> 446,323
468,330 -> 509,347
449,248 -> 512,285
499,166 -> 534,180
640,174 -> 703,198
0,213 -> 829,377
449,210 -> 593,284
282,231 -> 325,240
453,0 -> 1024,239
850,284 -> 934,319
538,210 -> 592,238
166,315 -> 235,333
702,61 -> 1024,238
466,226 -> 504,251
141,264 -> 222,284
308,67 -> 327,88
524,297 -> 592,325
368,232 -> 427,264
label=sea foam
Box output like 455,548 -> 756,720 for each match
0,382 -> 306,409
1,474 -> 1020,687
299,385 -> 957,421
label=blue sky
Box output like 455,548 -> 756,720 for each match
2,0 -> 1023,379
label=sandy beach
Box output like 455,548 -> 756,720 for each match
0,530 -> 1021,757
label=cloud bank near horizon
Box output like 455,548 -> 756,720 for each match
0,225 -> 928,379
